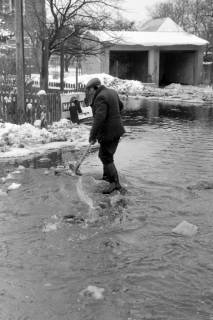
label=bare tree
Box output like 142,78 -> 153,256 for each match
148,0 -> 213,61
25,0 -> 121,89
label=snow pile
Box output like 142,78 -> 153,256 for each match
78,73 -> 115,86
79,73 -> 213,102
143,83 -> 213,103
37,90 -> 47,96
0,120 -> 90,154
79,73 -> 145,95
49,119 -> 89,146
0,122 -> 52,150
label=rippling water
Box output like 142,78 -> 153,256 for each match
1,101 -> 213,320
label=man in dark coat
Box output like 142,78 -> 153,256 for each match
86,78 -> 125,194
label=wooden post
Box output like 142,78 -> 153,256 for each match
15,0 -> 25,123
60,43 -> 65,92
75,57 -> 79,92
40,2 -> 48,91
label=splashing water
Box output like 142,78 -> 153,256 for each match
76,176 -> 97,222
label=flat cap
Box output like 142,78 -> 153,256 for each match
86,78 -> 101,89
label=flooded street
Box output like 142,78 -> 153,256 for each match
1,101 -> 213,320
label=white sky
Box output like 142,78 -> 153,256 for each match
122,0 -> 165,23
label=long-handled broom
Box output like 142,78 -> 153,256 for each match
73,142 -> 92,175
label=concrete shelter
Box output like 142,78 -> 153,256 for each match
82,18 -> 208,86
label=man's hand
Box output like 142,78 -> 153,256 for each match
89,137 -> 96,145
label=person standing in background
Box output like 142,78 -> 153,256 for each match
69,96 -> 82,124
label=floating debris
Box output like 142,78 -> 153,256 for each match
42,222 -> 60,233
80,285 -> 105,300
187,181 -> 213,191
172,220 -> 198,237
63,214 -> 85,224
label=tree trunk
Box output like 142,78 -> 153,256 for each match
40,2 -> 48,92
40,37 -> 49,91
15,0 -> 25,124
60,44 -> 65,91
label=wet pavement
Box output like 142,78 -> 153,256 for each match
1,100 -> 213,319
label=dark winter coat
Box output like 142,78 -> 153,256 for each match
69,99 -> 82,124
89,85 -> 125,142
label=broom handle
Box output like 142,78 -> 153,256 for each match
75,142 -> 92,172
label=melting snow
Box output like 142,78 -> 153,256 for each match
0,120 -> 90,158
7,183 -> 21,191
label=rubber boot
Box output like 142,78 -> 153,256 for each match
102,163 -> 122,194
102,164 -> 110,182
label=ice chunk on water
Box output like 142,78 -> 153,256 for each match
42,222 -> 59,232
80,285 -> 105,300
7,183 -> 21,191
172,220 -> 198,236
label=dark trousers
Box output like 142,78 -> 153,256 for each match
98,138 -> 120,165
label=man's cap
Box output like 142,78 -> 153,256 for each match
86,78 -> 101,89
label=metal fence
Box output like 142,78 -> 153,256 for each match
0,91 -> 61,124
0,76 -> 87,124
32,80 -> 86,92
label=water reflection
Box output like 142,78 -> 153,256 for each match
123,99 -> 213,126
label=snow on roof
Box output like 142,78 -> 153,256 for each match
140,17 -> 184,32
88,30 -> 208,47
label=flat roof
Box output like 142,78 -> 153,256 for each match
88,30 -> 208,47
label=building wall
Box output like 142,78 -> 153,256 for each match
99,45 -> 204,86
109,50 -> 148,81
81,55 -> 102,74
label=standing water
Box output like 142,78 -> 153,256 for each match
1,100 -> 213,320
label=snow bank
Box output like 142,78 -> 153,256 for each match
0,119 -> 90,158
0,122 -> 52,150
32,71 -> 213,104
78,73 -> 213,103
79,73 -> 145,95
67,73 -> 213,103
142,83 -> 213,104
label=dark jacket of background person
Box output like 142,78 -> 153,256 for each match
69,98 -> 82,124
89,85 -> 125,142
